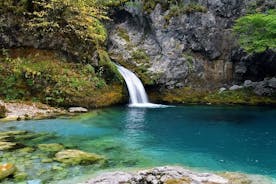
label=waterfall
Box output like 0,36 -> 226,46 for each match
116,65 -> 166,108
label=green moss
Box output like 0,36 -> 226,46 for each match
110,52 -> 155,85
131,49 -> 150,62
149,87 -> 276,105
116,27 -> 130,42
165,4 -> 207,21
98,49 -> 123,84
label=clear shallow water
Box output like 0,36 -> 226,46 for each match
1,105 -> 276,182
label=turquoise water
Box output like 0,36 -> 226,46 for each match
1,105 -> 276,182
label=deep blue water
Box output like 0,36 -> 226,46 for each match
1,105 -> 276,181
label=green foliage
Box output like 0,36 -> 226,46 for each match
0,49 -> 119,106
131,49 -> 150,62
98,50 -> 123,84
1,0 -> 109,46
233,10 -> 276,53
165,3 -> 207,21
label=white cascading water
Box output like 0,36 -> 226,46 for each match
116,65 -> 166,108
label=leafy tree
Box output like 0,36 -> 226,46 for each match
233,10 -> 276,53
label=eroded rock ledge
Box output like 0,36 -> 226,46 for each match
83,166 -> 271,184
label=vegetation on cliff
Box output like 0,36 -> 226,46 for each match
234,10 -> 276,53
0,0 -> 127,107
0,49 -> 125,107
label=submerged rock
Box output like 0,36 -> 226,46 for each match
14,172 -> 28,182
0,131 -> 28,137
68,107 -> 88,113
54,149 -> 103,165
220,172 -> 251,184
0,141 -> 23,151
38,143 -> 64,152
0,163 -> 16,180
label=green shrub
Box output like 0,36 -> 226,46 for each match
165,3 -> 207,21
233,10 -> 276,53
131,49 -> 150,62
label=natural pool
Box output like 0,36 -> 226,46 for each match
1,105 -> 276,183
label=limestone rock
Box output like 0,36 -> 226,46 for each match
0,163 -> 16,180
85,166 -> 228,184
38,143 -> 64,152
268,77 -> 276,88
219,87 -> 227,93
68,107 -> 88,113
54,149 -> 103,165
229,85 -> 243,91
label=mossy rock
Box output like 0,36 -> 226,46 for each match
0,136 -> 12,142
14,133 -> 41,141
54,149 -> 104,165
14,172 -> 28,182
0,105 -> 7,118
17,147 -> 35,154
0,141 -> 23,151
0,131 -> 28,137
0,163 -> 16,180
38,143 -> 64,152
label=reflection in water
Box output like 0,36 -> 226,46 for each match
123,108 -> 148,145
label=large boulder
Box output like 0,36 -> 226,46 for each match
54,149 -> 103,165
0,163 -> 16,180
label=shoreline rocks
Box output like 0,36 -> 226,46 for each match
83,166 -> 273,184
0,101 -> 67,121
228,77 -> 276,96
84,166 -> 268,184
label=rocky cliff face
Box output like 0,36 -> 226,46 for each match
108,0 -> 276,89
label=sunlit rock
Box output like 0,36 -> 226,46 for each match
54,149 -> 103,165
0,163 -> 16,180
